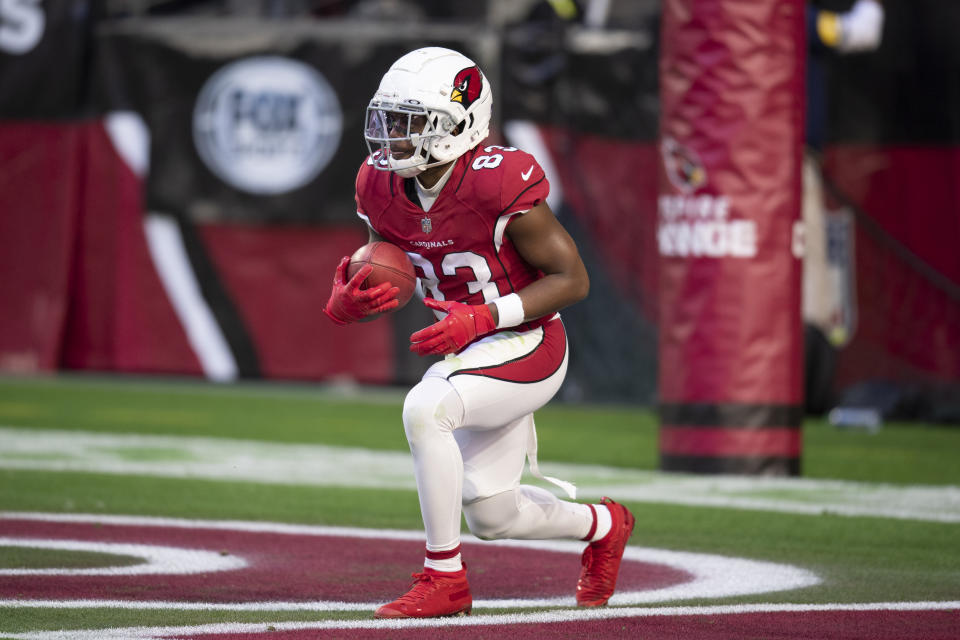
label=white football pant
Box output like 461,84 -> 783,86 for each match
402,319 -> 593,553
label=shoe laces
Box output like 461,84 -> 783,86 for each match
395,572 -> 439,605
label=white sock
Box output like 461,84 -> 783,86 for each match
424,554 -> 462,572
590,503 -> 613,542
424,544 -> 463,572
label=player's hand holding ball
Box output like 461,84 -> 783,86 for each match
323,256 -> 399,325
324,242 -> 417,325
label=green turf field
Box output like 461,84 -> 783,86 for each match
0,374 -> 958,637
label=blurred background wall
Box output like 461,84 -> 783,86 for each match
1,0 -> 958,423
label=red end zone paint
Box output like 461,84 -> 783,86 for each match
165,610 -> 960,640
0,519 -> 689,603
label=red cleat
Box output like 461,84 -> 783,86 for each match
576,497 -> 635,607
374,566 -> 472,619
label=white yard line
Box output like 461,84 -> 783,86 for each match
2,601 -> 958,639
1,426 -> 958,522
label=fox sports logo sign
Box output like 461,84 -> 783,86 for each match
193,56 -> 342,195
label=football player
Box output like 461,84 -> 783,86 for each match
324,47 -> 634,618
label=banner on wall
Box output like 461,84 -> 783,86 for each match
657,0 -> 806,474
97,25 -> 385,224
0,0 -> 94,117
94,21 -> 497,225
88,21 -> 494,383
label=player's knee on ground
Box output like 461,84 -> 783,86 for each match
402,377 -> 463,448
464,485 -> 593,541
462,491 -> 520,540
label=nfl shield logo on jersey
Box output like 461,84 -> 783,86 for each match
421,217 -> 432,234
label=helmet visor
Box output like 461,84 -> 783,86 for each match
364,98 -> 463,174
364,102 -> 435,171
364,105 -> 429,142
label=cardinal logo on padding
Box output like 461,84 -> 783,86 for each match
451,66 -> 483,108
661,136 -> 707,194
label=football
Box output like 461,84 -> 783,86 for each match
347,241 -> 417,315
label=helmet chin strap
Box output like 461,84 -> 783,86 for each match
389,145 -> 444,178
386,134 -> 432,177
388,150 -> 427,177
394,164 -> 424,178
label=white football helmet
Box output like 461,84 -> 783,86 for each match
365,47 -> 492,177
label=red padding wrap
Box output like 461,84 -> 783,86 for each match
660,426 -> 802,458
657,0 -> 806,474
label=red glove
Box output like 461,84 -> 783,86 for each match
409,298 -> 497,356
324,256 -> 400,325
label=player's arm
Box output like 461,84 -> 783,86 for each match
409,202 -> 589,355
495,201 -> 589,324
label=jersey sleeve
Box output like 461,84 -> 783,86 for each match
354,156 -> 379,231
497,150 -> 550,214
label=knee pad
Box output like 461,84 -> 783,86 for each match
462,491 -> 519,540
402,377 -> 463,448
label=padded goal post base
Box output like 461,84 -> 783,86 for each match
657,0 -> 806,475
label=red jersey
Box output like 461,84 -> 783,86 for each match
355,143 -> 551,331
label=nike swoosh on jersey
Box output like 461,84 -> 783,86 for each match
521,165 -> 534,181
